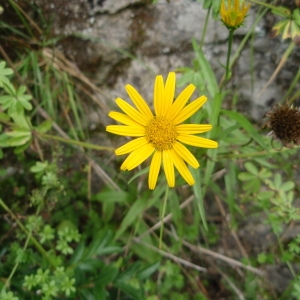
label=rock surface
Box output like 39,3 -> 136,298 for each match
4,0 -> 300,123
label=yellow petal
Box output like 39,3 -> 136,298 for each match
115,137 -> 148,155
106,125 -> 145,136
173,142 -> 199,169
163,72 -> 176,115
154,75 -> 164,117
177,134 -> 218,148
109,111 -> 140,126
149,150 -> 162,190
121,143 -> 154,170
176,124 -> 212,135
163,149 -> 175,188
166,84 -> 195,121
173,96 -> 207,125
170,149 -> 195,185
125,84 -> 153,120
116,98 -> 148,126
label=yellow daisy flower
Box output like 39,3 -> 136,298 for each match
106,72 -> 218,190
220,0 -> 250,29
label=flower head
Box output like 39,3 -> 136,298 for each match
266,104 -> 300,148
106,72 -> 218,190
220,0 -> 250,29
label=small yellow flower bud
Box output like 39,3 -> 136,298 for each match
220,0 -> 251,30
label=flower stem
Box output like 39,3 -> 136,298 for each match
159,186 -> 169,249
225,28 -> 235,83
36,132 -> 115,152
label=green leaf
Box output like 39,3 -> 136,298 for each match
6,128 -> 31,138
93,190 -> 129,203
0,83 -> 32,115
136,261 -> 160,280
244,162 -> 258,175
35,119 -> 52,133
192,168 -> 208,230
0,112 -> 10,122
115,186 -> 164,239
7,135 -> 31,147
115,197 -> 147,240
243,178 -> 261,193
222,110 -> 268,151
30,161 -> 48,173
114,282 -> 144,300
273,173 -> 282,190
128,167 -> 149,184
280,181 -> 295,192
257,191 -> 275,200
272,6 -> 291,17
192,39 -> 219,98
0,133 -> 9,147
238,172 -> 256,181
0,61 -> 13,87
95,265 -> 119,286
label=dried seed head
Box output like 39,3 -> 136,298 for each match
266,104 -> 300,147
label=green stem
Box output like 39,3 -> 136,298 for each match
200,7 -> 211,49
225,29 -> 235,83
218,144 -> 300,159
218,5 -> 269,89
36,132 -> 115,152
0,198 -> 58,269
159,186 -> 169,249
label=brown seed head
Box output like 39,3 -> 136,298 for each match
266,104 -> 300,147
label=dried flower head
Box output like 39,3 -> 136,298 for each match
266,104 -> 300,147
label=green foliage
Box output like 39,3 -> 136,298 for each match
1,1 -> 300,299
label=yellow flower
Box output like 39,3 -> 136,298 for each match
220,0 -> 250,29
106,72 -> 218,190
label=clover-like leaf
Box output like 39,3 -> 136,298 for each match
0,83 -> 32,115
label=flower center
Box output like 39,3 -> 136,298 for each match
145,116 -> 177,151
